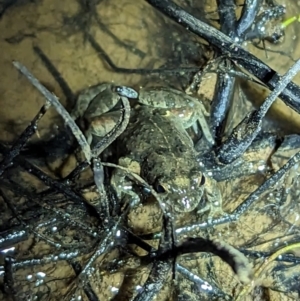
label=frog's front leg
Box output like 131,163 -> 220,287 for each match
197,176 -> 224,218
110,157 -> 142,207
139,87 -> 214,145
171,97 -> 213,146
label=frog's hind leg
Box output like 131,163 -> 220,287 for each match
86,111 -> 123,145
71,84 -> 110,120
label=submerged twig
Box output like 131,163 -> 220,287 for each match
235,242 -> 300,300
12,61 -> 92,163
92,96 -> 131,157
33,45 -> 75,107
176,264 -> 228,298
15,156 -> 87,206
66,205 -> 130,300
91,95 -> 131,216
0,104 -> 50,176
217,59 -> 300,164
155,237 -> 252,284
145,0 -> 300,113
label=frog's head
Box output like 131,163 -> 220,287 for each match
153,169 -> 205,212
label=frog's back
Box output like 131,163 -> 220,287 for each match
110,106 -> 204,214
115,106 -> 195,162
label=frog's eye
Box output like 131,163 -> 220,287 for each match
199,175 -> 206,186
154,180 -> 166,193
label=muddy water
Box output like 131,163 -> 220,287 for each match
1,0 -> 300,301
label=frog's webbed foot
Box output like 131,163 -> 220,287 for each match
111,157 -> 141,207
197,177 -> 224,219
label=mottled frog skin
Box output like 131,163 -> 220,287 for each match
71,84 -> 214,145
112,106 -> 205,212
72,83 -> 222,214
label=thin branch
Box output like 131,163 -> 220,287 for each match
144,0 -> 300,113
0,104 -> 49,176
12,61 -> 92,163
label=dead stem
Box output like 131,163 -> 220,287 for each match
12,61 -> 92,163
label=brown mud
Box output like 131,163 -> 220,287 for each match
1,1 -> 300,300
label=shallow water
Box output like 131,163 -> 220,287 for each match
1,1 -> 300,300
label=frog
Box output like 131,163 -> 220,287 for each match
71,83 -> 214,146
71,83 -> 223,214
71,83 -> 126,145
